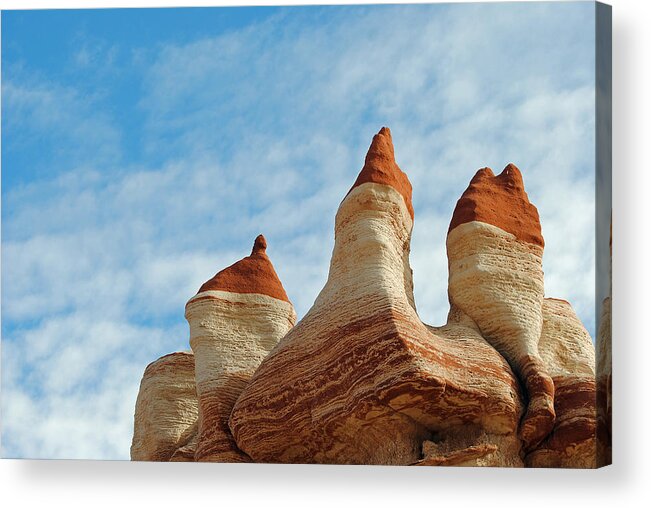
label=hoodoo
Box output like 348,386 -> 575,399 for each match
447,164 -> 554,450
185,235 -> 296,462
131,127 -> 599,468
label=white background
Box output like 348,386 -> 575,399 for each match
0,0 -> 648,506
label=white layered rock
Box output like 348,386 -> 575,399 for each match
526,298 -> 598,468
130,352 -> 198,461
186,236 -> 296,462
446,166 -> 554,450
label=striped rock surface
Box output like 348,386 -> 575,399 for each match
229,128 -> 524,466
186,235 -> 296,462
446,165 -> 554,451
526,299 -> 598,468
130,352 -> 199,461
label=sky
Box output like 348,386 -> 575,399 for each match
1,2 -> 598,460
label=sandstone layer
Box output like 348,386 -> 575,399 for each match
526,299 -> 598,467
131,127 -> 602,468
131,352 -> 198,461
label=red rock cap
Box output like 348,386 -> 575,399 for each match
448,164 -> 544,247
347,127 -> 414,219
197,235 -> 290,302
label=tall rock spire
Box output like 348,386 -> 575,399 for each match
447,164 -> 553,451
185,235 -> 296,462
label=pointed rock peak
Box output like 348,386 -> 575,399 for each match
347,127 -> 414,219
469,167 -> 495,185
365,126 -> 395,164
496,163 -> 525,189
252,234 -> 267,255
196,235 -> 290,302
449,164 -> 544,248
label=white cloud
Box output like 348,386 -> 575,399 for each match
2,2 -> 597,459
1,313 -> 183,459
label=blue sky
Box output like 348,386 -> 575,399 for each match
2,2 -> 597,459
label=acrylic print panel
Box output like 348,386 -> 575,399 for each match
1,1 -> 611,467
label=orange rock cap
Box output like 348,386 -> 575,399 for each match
449,163 -> 544,247
196,234 -> 290,302
347,127 -> 414,219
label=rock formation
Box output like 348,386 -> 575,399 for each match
446,165 -> 553,451
229,128 -> 523,466
185,235 -> 296,462
527,299 -> 598,467
131,127 -> 603,468
131,352 -> 198,462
